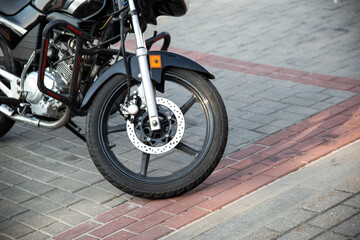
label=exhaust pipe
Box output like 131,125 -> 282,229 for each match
0,104 -> 71,129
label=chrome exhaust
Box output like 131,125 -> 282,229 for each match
0,104 -> 71,129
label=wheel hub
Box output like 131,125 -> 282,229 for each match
127,97 -> 185,154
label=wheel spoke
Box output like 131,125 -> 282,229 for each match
107,124 -> 126,133
175,142 -> 199,156
140,153 -> 150,176
181,95 -> 197,115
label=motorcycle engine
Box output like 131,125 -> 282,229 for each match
23,69 -> 68,118
23,39 -> 74,118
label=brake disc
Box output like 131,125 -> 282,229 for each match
127,97 -> 185,154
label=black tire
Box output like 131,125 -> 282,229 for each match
86,68 -> 228,199
0,38 -> 15,138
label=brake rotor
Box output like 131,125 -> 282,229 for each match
127,97 -> 185,154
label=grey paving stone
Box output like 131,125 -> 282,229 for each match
75,187 -> 118,205
66,170 -> 104,185
256,88 -> 300,102
48,177 -> 88,193
41,138 -> 76,151
0,220 -> 34,239
295,92 -> 331,102
66,145 -> 90,158
19,231 -> 49,240
22,197 -> 61,214
0,145 -> 30,158
321,89 -> 357,98
5,124 -> 29,135
151,158 -> 189,173
255,99 -> 289,111
309,205 -> 357,229
23,168 -> 60,182
0,134 -> 33,149
240,112 -> 277,125
310,101 -> 337,110
16,180 -> 55,196
270,110 -> 307,122
0,171 -> 29,186
268,119 -> 295,128
40,221 -> 70,236
255,125 -> 283,135
24,143 -> 59,157
102,195 -> 133,208
281,96 -> 317,107
266,208 -> 316,233
13,210 -> 56,229
230,127 -> 266,142
41,162 -> 78,175
324,96 -> 348,105
333,213 -> 360,237
48,208 -> 89,226
1,187 -> 37,203
0,200 -> 29,218
0,234 -> 12,240
69,199 -> 109,217
1,160 -> 36,174
92,180 -> 127,195
244,228 -> 280,240
50,152 -> 84,163
226,135 -> 250,148
292,84 -> 324,93
42,189 -> 83,207
337,176 -> 360,194
343,194 -> 360,209
0,182 -> 9,191
0,153 -> 12,164
283,105 -> 320,116
46,128 -> 77,140
18,154 -> 54,168
303,190 -> 352,213
313,231 -> 349,240
72,159 -> 99,174
277,224 -> 323,240
242,105 -> 279,115
227,93 -> 262,105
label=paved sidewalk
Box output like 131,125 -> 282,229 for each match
164,140 -> 360,240
1,0 -> 360,239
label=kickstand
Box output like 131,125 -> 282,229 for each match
65,120 -> 86,142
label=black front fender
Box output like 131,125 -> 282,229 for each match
81,51 -> 214,109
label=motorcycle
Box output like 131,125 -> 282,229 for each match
0,0 -> 228,199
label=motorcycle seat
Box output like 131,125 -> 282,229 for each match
0,0 -> 30,16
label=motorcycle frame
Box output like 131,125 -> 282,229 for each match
0,0 -> 215,133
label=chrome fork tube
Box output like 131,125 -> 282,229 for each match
128,0 -> 161,131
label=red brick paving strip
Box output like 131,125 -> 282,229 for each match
54,48 -> 360,239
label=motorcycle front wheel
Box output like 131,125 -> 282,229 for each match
86,68 -> 228,199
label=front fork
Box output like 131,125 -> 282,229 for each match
128,0 -> 161,131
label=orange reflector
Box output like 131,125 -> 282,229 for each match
150,55 -> 162,69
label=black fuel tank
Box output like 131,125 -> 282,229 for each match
32,0 -> 105,19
